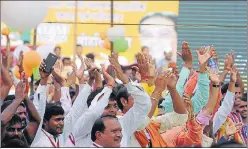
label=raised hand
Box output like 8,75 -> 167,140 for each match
1,50 -> 8,68
224,50 -> 234,72
17,51 -> 24,73
15,80 -> 26,100
178,41 -> 193,69
101,64 -> 115,88
66,71 -> 76,87
85,58 -> 97,70
166,71 -> 178,90
230,66 -> 237,83
196,46 -> 212,65
109,52 -> 129,84
39,59 -> 51,79
154,71 -> 170,93
137,52 -> 156,79
225,123 -> 242,137
207,67 -> 220,85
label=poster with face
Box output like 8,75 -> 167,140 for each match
32,1 -> 179,66
139,12 -> 178,69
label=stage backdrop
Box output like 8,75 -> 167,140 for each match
34,1 -> 179,64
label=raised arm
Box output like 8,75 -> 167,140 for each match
0,51 -> 13,100
31,60 -> 51,147
51,70 -> 73,115
72,65 -> 114,142
219,52 -> 234,84
1,81 -> 25,125
109,52 -> 151,138
23,95 -> 41,144
204,68 -> 221,116
161,41 -> 192,113
190,46 -> 215,114
213,66 -> 237,134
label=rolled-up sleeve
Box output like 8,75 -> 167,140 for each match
153,112 -> 188,133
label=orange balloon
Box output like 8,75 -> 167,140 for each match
100,32 -> 106,40
1,27 -> 10,36
103,39 -> 111,50
14,65 -> 32,79
23,50 -> 41,69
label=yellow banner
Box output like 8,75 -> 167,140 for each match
36,1 -> 179,64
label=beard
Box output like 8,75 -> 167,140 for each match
1,135 -> 28,148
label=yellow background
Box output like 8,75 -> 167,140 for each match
11,1 -> 179,64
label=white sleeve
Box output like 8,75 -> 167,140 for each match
31,85 -> 47,147
213,90 -> 235,134
61,83 -> 92,142
60,87 -> 72,115
79,83 -> 85,92
119,82 -> 152,138
72,86 -> 112,141
153,112 -> 188,133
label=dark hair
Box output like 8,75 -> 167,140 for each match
4,95 -> 15,102
86,53 -> 95,61
87,87 -> 117,107
34,79 -> 40,86
141,46 -> 149,52
1,138 -> 29,148
5,114 -> 23,127
76,44 -> 82,48
44,103 -> 64,121
241,93 -> 247,102
62,57 -> 71,64
91,115 -> 118,141
69,86 -> 76,99
54,46 -> 61,51
139,12 -> 178,33
1,100 -> 25,113
221,83 -> 239,95
114,84 -> 129,111
211,140 -> 244,148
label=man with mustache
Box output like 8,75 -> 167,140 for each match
91,115 -> 122,147
1,100 -> 27,129
72,52 -> 151,147
238,93 -> 248,145
1,114 -> 29,148
1,80 -> 41,147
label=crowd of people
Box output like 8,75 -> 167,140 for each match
0,41 -> 247,148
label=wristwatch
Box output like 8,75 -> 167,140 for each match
212,84 -> 220,88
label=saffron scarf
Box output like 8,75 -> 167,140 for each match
134,121 -> 167,147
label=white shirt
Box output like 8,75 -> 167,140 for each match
74,82 -> 151,147
90,142 -> 103,148
128,112 -> 188,147
213,90 -> 235,134
118,82 -> 151,147
73,86 -> 113,147
31,83 -> 92,147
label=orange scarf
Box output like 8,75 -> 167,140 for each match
184,71 -> 198,97
134,121 -> 167,147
